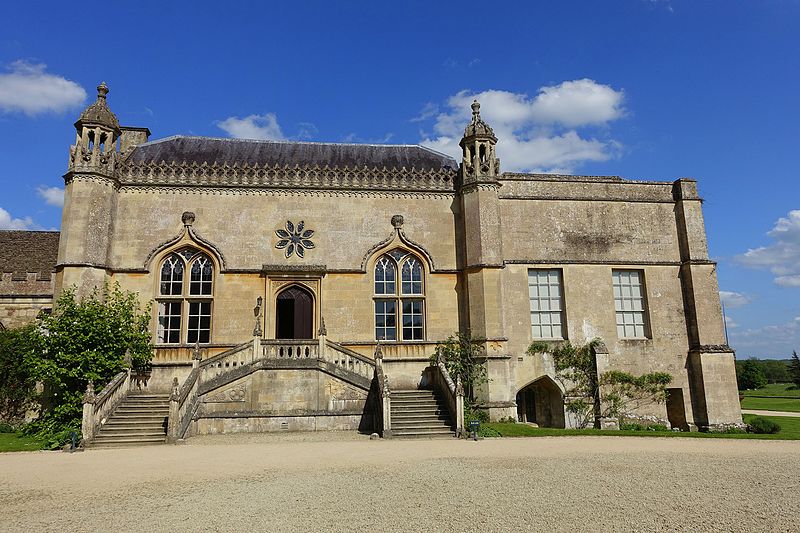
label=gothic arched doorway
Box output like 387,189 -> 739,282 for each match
516,376 -> 565,428
275,285 -> 314,339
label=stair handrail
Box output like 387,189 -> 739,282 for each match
374,343 -> 391,437
167,347 -> 204,442
81,367 -> 131,444
431,353 -> 464,437
325,339 -> 376,380
199,341 -> 254,368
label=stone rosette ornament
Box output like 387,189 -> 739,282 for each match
276,220 -> 315,258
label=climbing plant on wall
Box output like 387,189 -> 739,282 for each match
528,339 -> 672,429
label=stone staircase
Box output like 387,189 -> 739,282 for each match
390,389 -> 454,438
91,392 -> 169,448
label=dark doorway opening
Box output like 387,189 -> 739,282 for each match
275,285 -> 313,339
516,376 -> 565,428
666,388 -> 689,431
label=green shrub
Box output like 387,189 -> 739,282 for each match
620,422 -> 645,431
748,416 -> 781,434
0,421 -> 15,433
479,425 -> 501,437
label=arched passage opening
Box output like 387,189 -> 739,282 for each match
516,376 -> 565,428
275,285 -> 314,339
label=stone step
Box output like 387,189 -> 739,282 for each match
391,421 -> 452,430
392,412 -> 451,421
392,408 -> 445,415
102,419 -> 166,427
391,398 -> 444,406
392,428 -> 455,439
95,430 -> 167,438
112,414 -> 168,420
90,437 -> 165,448
100,420 -> 166,431
114,408 -> 169,415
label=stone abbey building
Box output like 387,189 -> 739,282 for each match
1,84 -> 742,441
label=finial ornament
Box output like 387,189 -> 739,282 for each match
97,82 -> 109,100
182,211 -> 196,226
471,99 -> 481,118
391,214 -> 404,229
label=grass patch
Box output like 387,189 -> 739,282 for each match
485,416 -> 800,441
0,431 -> 46,452
740,383 -> 800,398
741,396 -> 800,412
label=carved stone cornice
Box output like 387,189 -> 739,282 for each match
118,160 -> 458,193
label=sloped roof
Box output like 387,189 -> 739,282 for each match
127,136 -> 458,171
0,231 -> 60,276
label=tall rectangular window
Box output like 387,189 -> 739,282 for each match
612,270 -> 648,338
528,269 -> 565,339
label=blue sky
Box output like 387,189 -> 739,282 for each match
1,1 -> 798,357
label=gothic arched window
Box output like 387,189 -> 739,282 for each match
156,247 -> 214,344
374,249 -> 425,341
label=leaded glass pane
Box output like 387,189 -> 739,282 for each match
402,300 -> 423,340
157,301 -> 182,343
374,256 -> 396,295
160,255 -> 183,295
401,257 -> 423,295
375,299 -> 397,341
187,301 -> 212,344
189,255 -> 213,295
612,270 -> 648,338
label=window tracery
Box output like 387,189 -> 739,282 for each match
374,249 -> 425,341
156,248 -> 214,344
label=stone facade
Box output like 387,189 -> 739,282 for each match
4,83 -> 743,433
0,231 -> 58,330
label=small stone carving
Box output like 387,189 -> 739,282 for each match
275,220 -> 315,258
391,214 -> 404,229
206,385 -> 246,403
317,316 -> 327,337
182,211 -> 196,226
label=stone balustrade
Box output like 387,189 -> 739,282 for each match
81,368 -> 131,444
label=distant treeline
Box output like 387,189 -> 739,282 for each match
735,355 -> 800,391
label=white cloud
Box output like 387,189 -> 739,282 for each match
37,186 -> 64,208
0,60 -> 86,115
719,290 -> 751,309
724,315 -> 739,329
418,80 -> 626,172
730,316 -> 800,357
216,113 -> 285,141
0,207 -> 37,230
737,210 -> 800,287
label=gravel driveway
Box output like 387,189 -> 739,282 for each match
1,433 -> 798,532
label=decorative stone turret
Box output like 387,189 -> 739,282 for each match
68,82 -> 121,174
58,82 -> 123,298
459,100 -> 500,182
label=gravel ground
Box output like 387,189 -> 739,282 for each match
1,433 -> 798,532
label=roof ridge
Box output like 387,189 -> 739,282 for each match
136,135 -> 450,152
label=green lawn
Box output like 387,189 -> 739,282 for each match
740,383 -> 800,398
484,415 -> 800,440
0,432 -> 45,452
741,396 -> 800,412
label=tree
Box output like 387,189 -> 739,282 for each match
528,339 -> 672,429
790,351 -> 800,388
0,325 -> 38,424
431,332 -> 488,420
432,332 -> 487,399
24,283 -> 153,446
762,359 -> 791,384
736,358 -> 767,390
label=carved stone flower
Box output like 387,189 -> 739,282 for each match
276,220 -> 315,258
